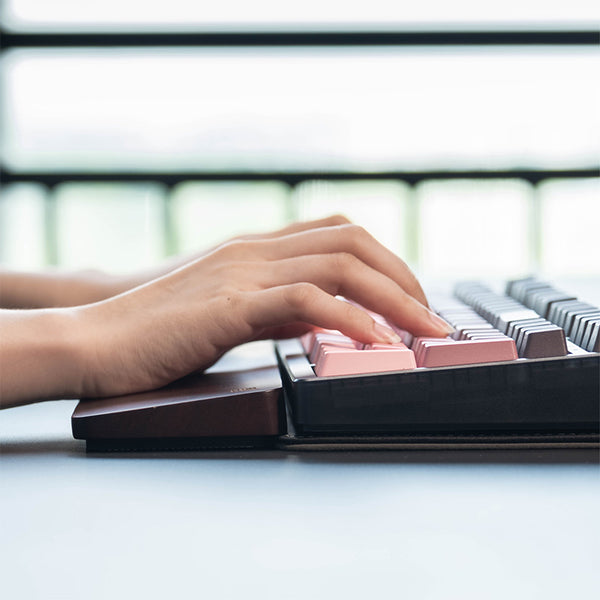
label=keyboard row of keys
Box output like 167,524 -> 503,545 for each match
302,301 -> 518,376
299,279 -> 598,378
454,282 -> 568,358
506,278 -> 600,352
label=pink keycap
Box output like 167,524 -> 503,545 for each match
314,340 -> 416,377
310,332 -> 359,363
300,327 -> 337,353
300,331 -> 316,353
413,337 -> 518,368
413,338 -> 454,366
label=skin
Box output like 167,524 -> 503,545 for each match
0,216 -> 452,408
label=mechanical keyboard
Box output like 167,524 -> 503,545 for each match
72,278 -> 599,452
276,278 -> 599,438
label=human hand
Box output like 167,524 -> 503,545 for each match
74,219 -> 452,398
108,215 -> 367,295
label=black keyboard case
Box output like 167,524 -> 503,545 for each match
275,339 -> 600,448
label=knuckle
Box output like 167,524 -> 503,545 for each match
216,239 -> 258,260
346,223 -> 369,239
285,282 -> 319,310
227,240 -> 251,257
327,214 -> 352,226
336,223 -> 370,248
332,251 -> 358,272
212,242 -> 236,261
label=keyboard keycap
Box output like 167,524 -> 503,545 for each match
584,321 -> 600,352
413,336 -> 518,368
573,313 -> 600,347
517,325 -> 568,359
314,340 -> 416,377
495,309 -> 540,334
572,311 -> 600,346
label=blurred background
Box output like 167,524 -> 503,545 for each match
1,0 -> 599,286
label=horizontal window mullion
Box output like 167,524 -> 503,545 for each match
1,168 -> 598,187
1,30 -> 599,49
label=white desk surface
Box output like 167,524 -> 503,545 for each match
1,398 -> 598,600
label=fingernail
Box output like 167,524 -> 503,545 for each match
373,322 -> 403,344
426,309 -> 455,335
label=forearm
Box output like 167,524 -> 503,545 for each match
0,268 -> 126,308
0,308 -> 86,408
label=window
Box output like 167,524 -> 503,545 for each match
1,2 -> 599,283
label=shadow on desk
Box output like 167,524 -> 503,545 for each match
1,437 -> 598,465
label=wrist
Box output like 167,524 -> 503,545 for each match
0,308 -> 88,407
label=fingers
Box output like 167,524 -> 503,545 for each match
255,224 -> 429,308
234,215 -> 352,242
243,284 -> 400,345
265,214 -> 352,237
249,253 -> 450,337
202,218 -> 442,342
